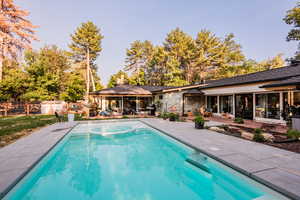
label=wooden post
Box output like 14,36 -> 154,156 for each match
26,104 -> 30,115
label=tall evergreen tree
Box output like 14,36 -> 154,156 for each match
69,21 -> 104,94
0,0 -> 37,80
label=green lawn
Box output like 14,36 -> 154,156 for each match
0,115 -> 60,137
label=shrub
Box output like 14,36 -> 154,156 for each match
253,131 -> 265,142
162,112 -> 169,120
234,117 -> 244,124
254,128 -> 262,134
194,115 -> 205,125
122,115 -> 129,119
169,113 -> 179,121
287,129 -> 300,139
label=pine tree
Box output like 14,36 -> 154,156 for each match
0,0 -> 37,80
69,21 -> 104,95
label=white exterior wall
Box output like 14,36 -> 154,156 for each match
160,91 -> 184,114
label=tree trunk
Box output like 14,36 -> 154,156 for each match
90,68 -> 96,91
86,48 -> 90,102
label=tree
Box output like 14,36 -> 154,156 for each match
284,2 -> 300,59
69,21 -> 104,95
107,70 -> 130,88
23,46 -> 71,101
60,72 -> 85,102
163,28 -> 195,83
125,40 -> 154,85
0,0 -> 37,80
216,54 -> 285,79
0,62 -> 28,101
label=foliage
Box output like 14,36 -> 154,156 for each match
69,21 -> 104,90
287,129 -> 300,139
284,2 -> 300,59
253,131 -> 265,142
23,46 -> 70,101
254,128 -> 263,134
234,117 -> 244,124
194,115 -> 205,125
161,112 -> 169,120
0,0 -> 37,80
60,72 -> 85,102
124,28 -> 283,86
168,112 -> 179,121
0,64 -> 28,101
107,70 -> 130,88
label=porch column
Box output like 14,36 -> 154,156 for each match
253,93 -> 256,119
233,94 -> 236,117
121,96 -> 124,114
217,96 -> 220,113
280,92 -> 283,121
136,96 -> 139,112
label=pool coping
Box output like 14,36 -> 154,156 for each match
0,122 -> 78,199
139,119 -> 300,200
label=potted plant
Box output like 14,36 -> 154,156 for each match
194,115 -> 205,129
169,113 -> 179,121
187,110 -> 193,118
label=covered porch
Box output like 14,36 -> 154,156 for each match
90,85 -> 154,116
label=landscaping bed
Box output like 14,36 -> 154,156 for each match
208,124 -> 300,153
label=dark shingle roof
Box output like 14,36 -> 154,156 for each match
90,85 -> 152,95
198,64 -> 300,89
261,75 -> 300,88
90,85 -> 176,95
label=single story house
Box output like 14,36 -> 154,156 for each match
91,62 -> 300,124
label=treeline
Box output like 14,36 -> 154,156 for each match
108,28 -> 284,87
0,21 -> 104,102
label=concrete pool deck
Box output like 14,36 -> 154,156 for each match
0,122 -> 77,198
140,118 -> 300,200
0,118 -> 299,199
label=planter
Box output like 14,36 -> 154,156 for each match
169,117 -> 176,122
292,116 -> 300,131
68,113 -> 74,122
195,122 -> 204,129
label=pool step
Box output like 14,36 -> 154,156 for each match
252,195 -> 275,200
185,153 -> 211,174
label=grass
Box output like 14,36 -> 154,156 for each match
0,115 -> 61,137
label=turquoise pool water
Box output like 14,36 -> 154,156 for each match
4,121 -> 288,200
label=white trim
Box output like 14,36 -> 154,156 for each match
254,117 -> 286,125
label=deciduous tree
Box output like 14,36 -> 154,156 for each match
0,0 -> 37,80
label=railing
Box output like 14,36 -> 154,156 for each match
0,102 -> 41,116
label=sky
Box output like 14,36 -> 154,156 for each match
17,0 -> 298,85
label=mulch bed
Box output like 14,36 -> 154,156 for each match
266,141 -> 300,153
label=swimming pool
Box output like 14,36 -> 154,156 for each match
4,121 -> 289,200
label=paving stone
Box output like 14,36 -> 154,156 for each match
0,168 -> 27,197
253,168 -> 300,199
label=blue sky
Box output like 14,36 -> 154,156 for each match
17,0 -> 298,85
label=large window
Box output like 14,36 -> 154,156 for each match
207,96 -> 218,113
255,93 -> 280,119
220,95 -> 233,114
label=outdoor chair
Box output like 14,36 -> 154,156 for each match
55,111 -> 63,122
